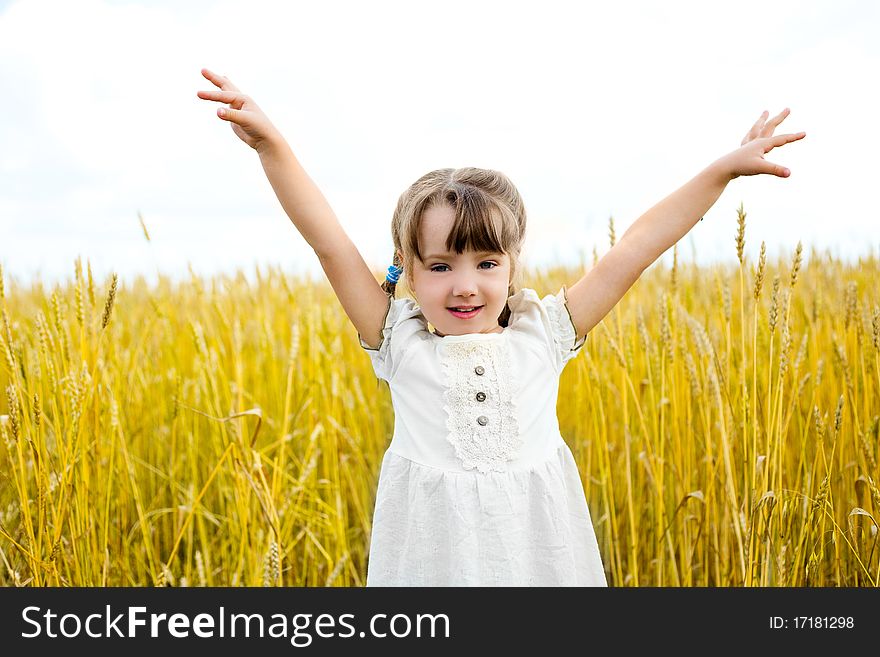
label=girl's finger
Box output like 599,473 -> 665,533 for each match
751,110 -> 768,132
201,68 -> 241,93
197,89 -> 243,105
760,132 -> 805,154
772,132 -> 806,147
217,106 -> 234,122
768,107 -> 790,127
201,68 -> 223,87
744,110 -> 768,143
217,106 -> 246,125
760,108 -> 791,137
763,160 -> 791,177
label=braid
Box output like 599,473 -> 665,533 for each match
498,283 -> 514,327
380,251 -> 402,297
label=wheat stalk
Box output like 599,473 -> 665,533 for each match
101,273 -> 118,330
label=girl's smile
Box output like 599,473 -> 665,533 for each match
447,305 -> 484,319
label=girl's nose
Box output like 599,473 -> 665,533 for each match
452,277 -> 478,296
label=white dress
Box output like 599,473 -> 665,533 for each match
358,286 -> 608,586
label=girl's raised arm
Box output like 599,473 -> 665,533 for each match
197,68 -> 391,349
564,108 -> 806,343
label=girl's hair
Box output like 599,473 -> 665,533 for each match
380,167 -> 527,327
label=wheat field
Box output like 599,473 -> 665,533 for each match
2,210 -> 879,587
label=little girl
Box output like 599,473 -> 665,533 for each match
198,68 -> 806,586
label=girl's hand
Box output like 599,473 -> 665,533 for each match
716,108 -> 806,180
197,68 -> 283,152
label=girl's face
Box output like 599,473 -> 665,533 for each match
407,204 -> 511,337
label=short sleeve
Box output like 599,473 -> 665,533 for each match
507,286 -> 587,374
358,295 -> 428,382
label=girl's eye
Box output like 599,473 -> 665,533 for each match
430,262 -> 497,273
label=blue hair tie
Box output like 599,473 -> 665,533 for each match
386,264 -> 403,284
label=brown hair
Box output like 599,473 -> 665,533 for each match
380,167 -> 527,327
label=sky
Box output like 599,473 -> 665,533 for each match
1,0 -> 878,289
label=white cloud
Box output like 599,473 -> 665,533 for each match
1,0 -> 878,289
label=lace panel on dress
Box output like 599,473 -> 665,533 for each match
438,337 -> 522,474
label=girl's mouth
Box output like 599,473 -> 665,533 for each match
447,306 -> 483,319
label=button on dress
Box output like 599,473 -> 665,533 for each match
358,286 -> 608,586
